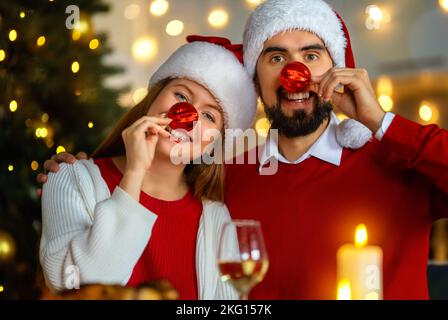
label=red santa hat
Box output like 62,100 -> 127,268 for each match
150,35 -> 257,134
243,0 -> 372,149
243,0 -> 355,79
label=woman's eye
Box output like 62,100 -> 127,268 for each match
270,55 -> 285,64
202,112 -> 215,123
175,92 -> 188,102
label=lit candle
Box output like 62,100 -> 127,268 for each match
337,224 -> 383,300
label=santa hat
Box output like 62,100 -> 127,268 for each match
149,35 -> 257,136
243,0 -> 372,149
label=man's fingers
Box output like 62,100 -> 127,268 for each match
54,152 -> 76,164
76,152 -> 88,160
36,188 -> 43,198
44,159 -> 60,173
37,173 -> 48,184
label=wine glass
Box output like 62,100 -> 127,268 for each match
217,220 -> 269,300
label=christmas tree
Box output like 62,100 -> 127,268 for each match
0,0 -> 126,299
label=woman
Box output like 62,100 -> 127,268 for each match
40,35 -> 257,300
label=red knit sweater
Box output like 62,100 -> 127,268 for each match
94,157 -> 202,300
225,115 -> 448,300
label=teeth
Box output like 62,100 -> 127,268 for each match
171,130 -> 190,142
285,92 -> 310,100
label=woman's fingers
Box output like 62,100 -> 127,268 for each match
44,159 -> 61,173
37,173 -> 48,184
75,152 -> 88,160
51,152 -> 76,164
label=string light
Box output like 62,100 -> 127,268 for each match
41,113 -> 49,123
56,146 -> 66,154
89,38 -> 100,50
35,127 -> 49,138
440,0 -> 448,12
37,36 -> 46,47
20,11 -> 26,18
378,95 -> 394,112
9,29 -> 18,42
0,285 -> 4,293
88,121 -> 94,129
365,5 -> 384,30
71,61 -> 80,73
9,100 -> 18,112
132,37 -> 158,62
0,50 -> 5,62
208,9 -> 229,29
255,118 -> 270,137
245,0 -> 264,9
166,20 -> 184,36
8,165 -> 14,172
31,161 -> 39,171
150,0 -> 169,16
72,30 -> 81,41
419,101 -> 439,123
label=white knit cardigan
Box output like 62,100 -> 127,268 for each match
40,159 -> 237,300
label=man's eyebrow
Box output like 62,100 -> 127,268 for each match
261,46 -> 288,56
300,44 -> 325,52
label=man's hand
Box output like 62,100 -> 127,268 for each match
36,152 -> 88,196
312,67 -> 386,133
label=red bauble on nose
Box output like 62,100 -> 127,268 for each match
280,62 -> 312,93
167,102 -> 199,131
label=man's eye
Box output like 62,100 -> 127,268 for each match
305,54 -> 319,61
175,92 -> 188,102
270,55 -> 285,64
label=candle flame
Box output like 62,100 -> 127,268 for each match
355,224 -> 368,248
337,279 -> 351,300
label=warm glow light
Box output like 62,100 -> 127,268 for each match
376,76 -> 393,96
56,146 -> 66,154
378,95 -> 394,112
31,161 -> 39,171
72,30 -> 81,41
71,61 -> 80,73
419,104 -> 434,122
439,0 -> 448,11
88,121 -> 94,129
132,37 -> 157,62
336,113 -> 349,121
208,9 -> 229,28
245,0 -> 264,9
150,0 -> 169,16
20,11 -> 26,18
337,279 -> 352,300
367,5 -> 384,21
35,127 -> 48,138
41,113 -> 49,123
37,36 -> 46,47
74,20 -> 89,34
124,4 -> 141,20
355,224 -> 368,248
166,20 -> 184,36
255,118 -> 271,137
133,88 -> 148,104
89,38 -> 100,50
0,50 -> 5,62
0,285 -> 3,293
9,100 -> 18,112
7,165 -> 14,172
9,29 -> 18,41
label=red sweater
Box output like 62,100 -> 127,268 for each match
225,115 -> 448,300
94,157 -> 202,300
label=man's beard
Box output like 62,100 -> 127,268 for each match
263,92 -> 333,138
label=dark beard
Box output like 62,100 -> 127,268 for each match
263,92 -> 333,138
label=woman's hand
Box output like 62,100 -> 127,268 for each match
121,116 -> 172,174
119,116 -> 171,201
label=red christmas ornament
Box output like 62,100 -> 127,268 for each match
280,62 -> 312,93
166,102 -> 198,131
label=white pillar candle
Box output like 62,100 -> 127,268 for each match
337,224 -> 383,300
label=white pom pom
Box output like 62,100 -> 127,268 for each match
335,119 -> 372,149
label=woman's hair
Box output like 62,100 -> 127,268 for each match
92,79 -> 226,202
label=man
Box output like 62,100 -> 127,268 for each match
39,0 -> 448,299
223,0 -> 448,299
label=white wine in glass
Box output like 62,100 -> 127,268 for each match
217,220 -> 269,300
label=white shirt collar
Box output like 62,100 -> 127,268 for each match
259,112 -> 343,171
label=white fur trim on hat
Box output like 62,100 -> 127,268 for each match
335,119 -> 372,149
243,0 -> 347,79
149,41 -> 257,134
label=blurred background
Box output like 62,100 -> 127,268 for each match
0,0 -> 447,299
